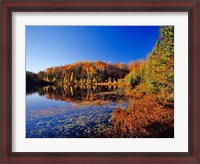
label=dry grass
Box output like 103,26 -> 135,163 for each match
104,95 -> 174,138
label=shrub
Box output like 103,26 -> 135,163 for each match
104,95 -> 174,138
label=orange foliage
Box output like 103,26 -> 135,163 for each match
104,95 -> 174,138
128,60 -> 145,71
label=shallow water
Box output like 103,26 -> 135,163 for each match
26,85 -> 129,138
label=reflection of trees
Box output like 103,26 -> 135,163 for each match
26,86 -> 38,95
29,84 -> 127,104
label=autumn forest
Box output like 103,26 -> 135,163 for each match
26,26 -> 174,138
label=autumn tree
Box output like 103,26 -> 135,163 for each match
41,60 -> 130,84
82,60 -> 91,82
125,60 -> 146,87
126,26 -> 174,105
147,26 -> 174,104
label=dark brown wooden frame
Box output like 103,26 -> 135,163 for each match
0,0 -> 199,163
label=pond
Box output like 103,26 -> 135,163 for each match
26,85 -> 130,138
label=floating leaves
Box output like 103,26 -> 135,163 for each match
26,101 -> 129,138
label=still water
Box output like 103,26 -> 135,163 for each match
26,85 -> 129,138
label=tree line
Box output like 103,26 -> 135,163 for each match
28,61 -> 130,85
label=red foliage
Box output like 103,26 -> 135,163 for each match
104,95 -> 174,138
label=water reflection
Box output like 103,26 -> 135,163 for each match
27,84 -> 127,104
26,84 -> 129,138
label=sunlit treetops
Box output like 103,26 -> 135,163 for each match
38,61 -> 130,83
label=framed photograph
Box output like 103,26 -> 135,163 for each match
1,0 -> 199,163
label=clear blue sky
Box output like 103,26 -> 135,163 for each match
26,26 -> 161,73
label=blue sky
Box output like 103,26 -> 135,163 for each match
26,26 -> 161,73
